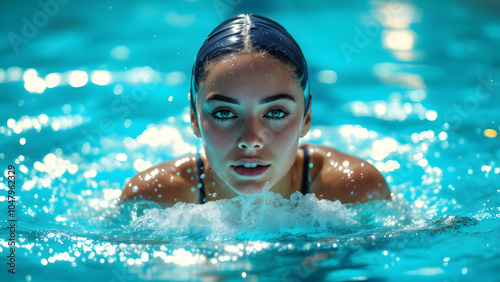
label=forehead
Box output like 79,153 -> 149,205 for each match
201,53 -> 301,97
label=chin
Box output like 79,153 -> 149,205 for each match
231,184 -> 268,195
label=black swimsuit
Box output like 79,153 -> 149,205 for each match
194,148 -> 310,204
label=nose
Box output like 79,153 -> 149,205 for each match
237,118 -> 264,150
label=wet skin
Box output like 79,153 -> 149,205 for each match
120,54 -> 391,206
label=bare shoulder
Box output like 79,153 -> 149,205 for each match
301,143 -> 391,204
119,155 -> 200,206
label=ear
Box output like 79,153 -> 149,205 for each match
300,93 -> 312,138
190,107 -> 202,138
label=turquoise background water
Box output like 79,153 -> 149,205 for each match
1,0 -> 499,281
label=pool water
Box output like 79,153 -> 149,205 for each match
1,0 -> 500,281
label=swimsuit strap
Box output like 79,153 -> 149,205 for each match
301,148 -> 310,195
194,153 -> 206,204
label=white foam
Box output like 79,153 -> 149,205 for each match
129,192 -> 359,241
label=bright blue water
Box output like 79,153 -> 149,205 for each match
1,0 -> 500,281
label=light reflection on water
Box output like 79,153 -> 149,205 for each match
1,0 -> 500,280
0,66 -> 186,94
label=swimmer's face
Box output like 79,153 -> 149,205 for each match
191,53 -> 311,194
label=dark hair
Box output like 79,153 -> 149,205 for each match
189,14 -> 311,119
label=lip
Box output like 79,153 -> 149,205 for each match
231,164 -> 270,177
232,158 -> 269,166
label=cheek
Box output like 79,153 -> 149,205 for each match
200,119 -> 235,146
267,116 -> 303,144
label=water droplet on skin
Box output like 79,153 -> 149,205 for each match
213,192 -> 217,197
361,162 -> 365,167
212,182 -> 215,185
132,186 -> 138,193
176,172 -> 180,175
350,191 -> 354,195
191,187 -> 195,193
154,188 -> 157,192
309,163 -> 313,168
200,173 -> 205,179
158,184 -> 161,188
187,168 -> 192,173
158,194 -> 162,198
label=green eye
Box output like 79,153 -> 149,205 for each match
211,109 -> 235,122
266,109 -> 289,120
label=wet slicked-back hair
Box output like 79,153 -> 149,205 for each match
189,14 -> 310,119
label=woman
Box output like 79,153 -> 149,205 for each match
120,14 -> 391,206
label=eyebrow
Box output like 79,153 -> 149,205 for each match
205,93 -> 296,105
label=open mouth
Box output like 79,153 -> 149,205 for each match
231,164 -> 270,177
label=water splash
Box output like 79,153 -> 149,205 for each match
127,192 -> 360,241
